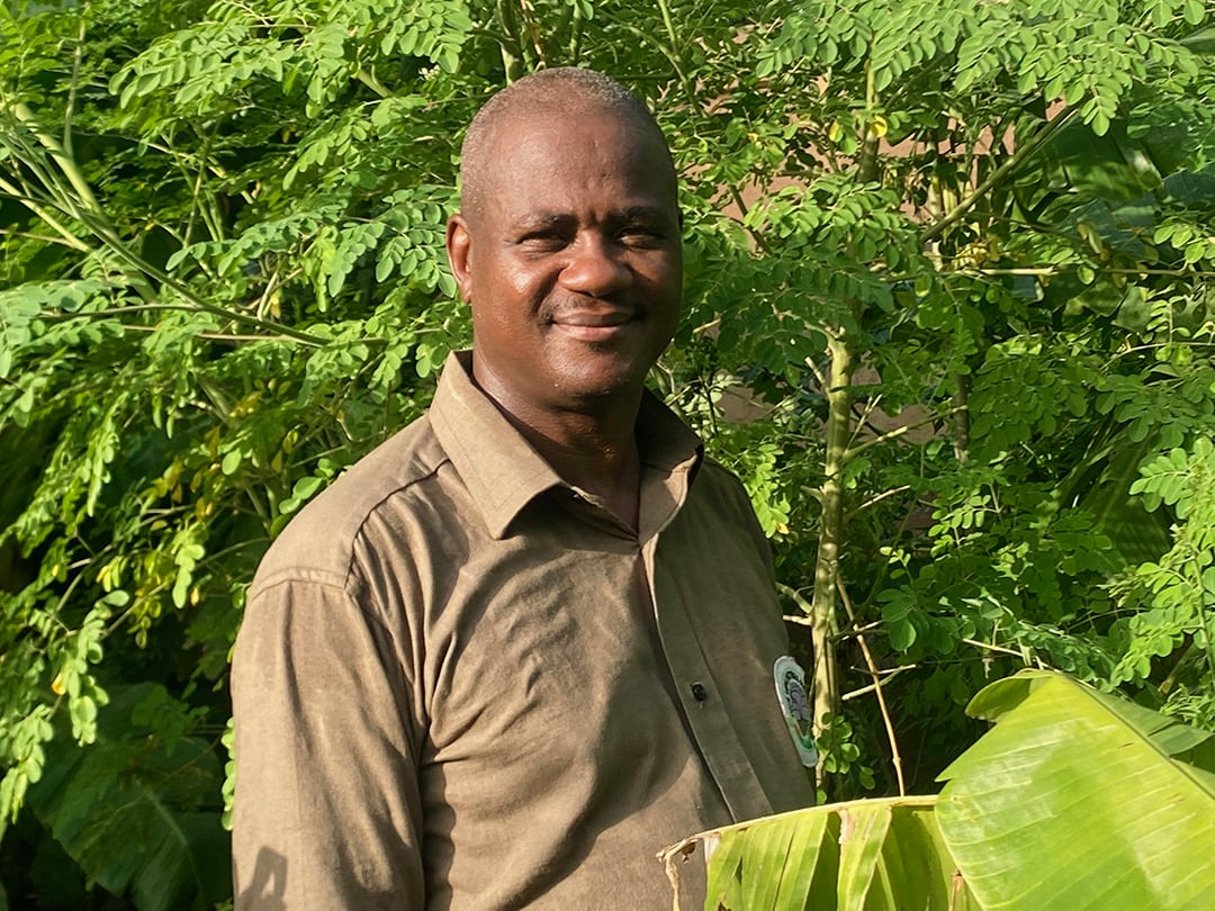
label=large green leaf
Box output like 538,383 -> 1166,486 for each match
938,670 -> 1215,910
661,797 -> 979,911
24,684 -> 229,911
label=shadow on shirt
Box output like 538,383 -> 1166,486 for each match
236,846 -> 286,910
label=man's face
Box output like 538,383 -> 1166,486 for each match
447,109 -> 682,416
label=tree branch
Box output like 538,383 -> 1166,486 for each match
838,579 -> 906,796
843,404 -> 967,461
920,106 -> 1077,243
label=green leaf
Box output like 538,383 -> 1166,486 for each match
1181,25 -> 1215,53
25,685 -> 229,911
938,670 -> 1215,910
664,798 -> 977,911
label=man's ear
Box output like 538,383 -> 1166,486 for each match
446,214 -> 473,304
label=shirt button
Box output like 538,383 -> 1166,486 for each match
690,682 -> 708,702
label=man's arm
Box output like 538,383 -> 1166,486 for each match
231,577 -> 425,910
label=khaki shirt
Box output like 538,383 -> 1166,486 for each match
232,352 -> 814,910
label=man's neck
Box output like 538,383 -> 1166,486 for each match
524,421 -> 641,531
475,380 -> 644,531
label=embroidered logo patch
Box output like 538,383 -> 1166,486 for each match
773,655 -> 818,768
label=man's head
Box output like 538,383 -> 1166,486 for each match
446,68 -> 682,420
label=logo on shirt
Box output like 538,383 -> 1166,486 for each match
773,655 -> 818,768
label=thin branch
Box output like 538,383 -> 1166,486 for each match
844,404 -> 967,461
0,177 -> 93,252
841,665 -> 916,701
851,484 -> 911,514
726,185 -> 772,253
831,619 -> 883,641
653,0 -> 697,107
961,637 -> 1029,659
838,579 -> 906,796
45,304 -> 206,319
846,392 -> 884,454
1112,342 -> 1215,360
618,24 -> 693,108
13,108 -> 253,332
11,102 -> 109,222
0,228 -> 83,247
805,356 -> 828,392
355,67 -> 391,98
921,106 -> 1077,243
63,8 -> 87,158
117,324 -> 303,344
254,269 -> 281,319
975,265 -> 1215,279
69,207 -> 322,344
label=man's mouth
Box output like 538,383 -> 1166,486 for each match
549,309 -> 636,341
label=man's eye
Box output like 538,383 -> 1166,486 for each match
619,226 -> 663,245
519,232 -> 567,250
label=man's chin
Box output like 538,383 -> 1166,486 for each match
551,362 -> 651,404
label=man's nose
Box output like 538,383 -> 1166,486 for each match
559,234 -> 631,297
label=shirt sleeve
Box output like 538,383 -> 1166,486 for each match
231,577 -> 425,910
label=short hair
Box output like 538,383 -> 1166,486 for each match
458,68 -> 675,216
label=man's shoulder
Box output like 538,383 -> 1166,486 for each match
687,456 -> 772,549
695,457 -> 752,508
250,412 -> 449,596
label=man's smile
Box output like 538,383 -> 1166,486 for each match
548,307 -> 637,342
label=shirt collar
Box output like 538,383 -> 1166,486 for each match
428,351 -> 703,539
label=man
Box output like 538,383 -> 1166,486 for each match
232,68 -> 815,910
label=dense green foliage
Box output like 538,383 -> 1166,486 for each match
2,0 -> 1213,905
664,670 -> 1215,910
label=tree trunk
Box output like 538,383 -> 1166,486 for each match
809,331 -> 852,783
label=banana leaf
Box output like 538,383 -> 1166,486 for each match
25,684 -> 229,911
664,670 -> 1215,910
659,797 -> 979,911
937,669 -> 1215,911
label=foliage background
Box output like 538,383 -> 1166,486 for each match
2,0 -> 1213,905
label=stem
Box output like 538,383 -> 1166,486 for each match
961,637 -> 1029,659
1190,560 -> 1215,693
69,208 -> 323,344
841,665 -> 916,700
495,0 -> 525,82
851,485 -> 911,515
843,403 -> 967,461
921,106 -> 1077,243
11,103 -> 108,223
1158,641 -> 1193,696
0,176 -> 92,252
0,228 -> 83,247
858,52 -> 880,184
654,0 -> 697,106
727,186 -> 772,253
354,67 -> 391,98
117,324 -> 304,344
63,8 -> 87,158
976,266 -> 1215,277
838,579 -> 905,795
567,0 -> 584,62
808,330 -> 851,776
952,374 -> 971,463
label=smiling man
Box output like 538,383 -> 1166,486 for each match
232,68 -> 814,911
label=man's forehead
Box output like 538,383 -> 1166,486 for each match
505,204 -> 675,229
468,109 -> 670,194
490,104 -> 661,156
459,90 -> 677,223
